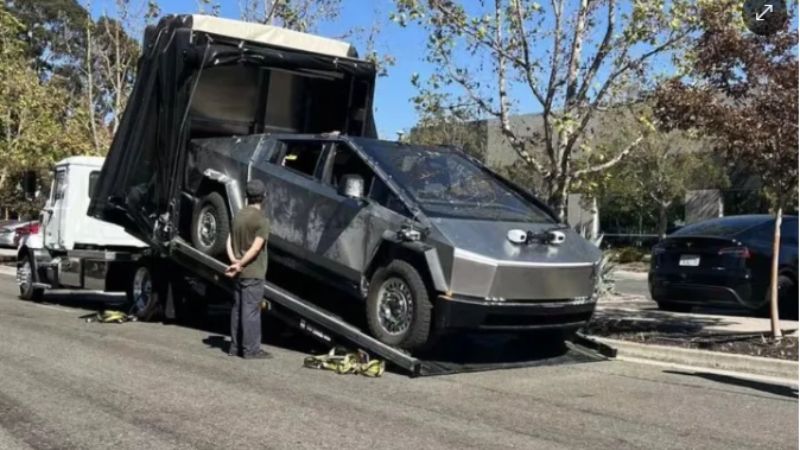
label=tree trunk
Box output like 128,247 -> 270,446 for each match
589,196 -> 599,241
769,208 -> 783,340
548,182 -> 568,222
657,203 -> 669,239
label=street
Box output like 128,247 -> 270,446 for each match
0,274 -> 796,450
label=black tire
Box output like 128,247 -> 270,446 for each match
366,260 -> 432,350
127,264 -> 162,321
17,254 -> 43,301
656,301 -> 693,313
191,192 -> 230,257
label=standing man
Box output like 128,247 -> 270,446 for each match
226,180 -> 271,359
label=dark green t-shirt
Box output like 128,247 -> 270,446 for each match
231,206 -> 270,279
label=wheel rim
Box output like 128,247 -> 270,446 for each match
17,260 -> 31,294
197,207 -> 217,248
132,267 -> 152,315
376,277 -> 413,336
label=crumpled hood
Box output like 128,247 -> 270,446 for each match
427,218 -> 602,300
429,218 -> 602,266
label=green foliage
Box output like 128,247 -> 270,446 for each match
655,0 -> 798,212
612,247 -> 648,264
0,5 -> 95,214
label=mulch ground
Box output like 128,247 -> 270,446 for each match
584,318 -> 799,361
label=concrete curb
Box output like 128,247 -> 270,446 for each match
0,266 -> 15,277
612,270 -> 648,281
588,335 -> 798,381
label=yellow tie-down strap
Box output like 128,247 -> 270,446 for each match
303,348 -> 385,377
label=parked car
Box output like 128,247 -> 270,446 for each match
0,221 -> 21,248
181,134 -> 602,350
0,221 -> 38,248
649,215 -> 798,318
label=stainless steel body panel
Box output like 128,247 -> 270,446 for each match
186,134 -> 602,326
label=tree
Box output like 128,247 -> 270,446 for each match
597,134 -> 726,239
4,0 -> 89,93
0,6 -> 95,215
407,99 -> 484,158
655,0 -> 798,338
393,0 -> 696,219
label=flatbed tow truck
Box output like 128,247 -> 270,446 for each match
17,156 -> 608,376
23,15 -> 612,376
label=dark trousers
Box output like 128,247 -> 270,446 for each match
230,278 -> 265,357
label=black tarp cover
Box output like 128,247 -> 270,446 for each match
88,15 -> 377,249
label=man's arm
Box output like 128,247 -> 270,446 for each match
226,236 -> 237,263
237,237 -> 266,269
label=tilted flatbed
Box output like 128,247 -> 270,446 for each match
168,238 -> 611,377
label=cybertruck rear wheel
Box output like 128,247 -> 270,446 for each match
191,192 -> 230,257
366,260 -> 432,350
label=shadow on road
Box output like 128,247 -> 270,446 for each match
27,267 -> 599,372
587,307 -> 735,335
664,370 -> 799,399
37,292 -> 127,312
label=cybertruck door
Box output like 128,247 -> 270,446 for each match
251,139 -> 327,260
305,143 -> 397,281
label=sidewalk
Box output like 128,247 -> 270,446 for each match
587,287 -> 799,381
596,292 -> 799,336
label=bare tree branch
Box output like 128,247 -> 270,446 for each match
574,134 -> 644,177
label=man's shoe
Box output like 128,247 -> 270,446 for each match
244,350 -> 273,360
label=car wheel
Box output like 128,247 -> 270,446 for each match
17,254 -> 43,301
656,301 -> 693,313
191,192 -> 230,257
127,265 -> 161,321
777,275 -> 797,320
366,260 -> 432,350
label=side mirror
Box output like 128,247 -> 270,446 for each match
339,174 -> 365,200
22,171 -> 37,200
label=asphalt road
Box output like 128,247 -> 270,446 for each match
0,274 -> 796,450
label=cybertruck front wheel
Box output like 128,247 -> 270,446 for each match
191,192 -> 230,257
366,260 -> 432,350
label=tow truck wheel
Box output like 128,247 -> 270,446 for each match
366,260 -> 432,350
17,254 -> 43,301
128,265 -> 160,321
191,192 -> 230,257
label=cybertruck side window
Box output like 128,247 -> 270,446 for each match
323,145 -> 411,217
370,178 -> 412,218
325,144 -> 376,191
271,141 -> 326,178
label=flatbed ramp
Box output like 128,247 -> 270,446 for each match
169,239 -> 610,377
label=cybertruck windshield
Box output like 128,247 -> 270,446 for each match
362,141 -> 553,223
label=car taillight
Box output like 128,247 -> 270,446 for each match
15,223 -> 39,237
718,246 -> 751,259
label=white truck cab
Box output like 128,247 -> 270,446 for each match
17,157 -> 151,314
42,157 -> 145,250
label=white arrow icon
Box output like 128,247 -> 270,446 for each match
756,4 -> 773,21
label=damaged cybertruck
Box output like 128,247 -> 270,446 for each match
185,134 -> 602,350
89,14 -> 601,351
